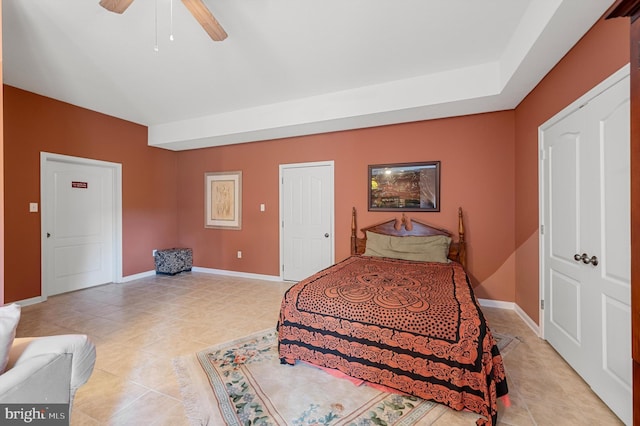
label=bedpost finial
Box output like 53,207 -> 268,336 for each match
457,207 -> 466,268
351,207 -> 357,231
403,214 -> 413,231
351,207 -> 358,255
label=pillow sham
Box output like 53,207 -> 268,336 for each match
363,231 -> 451,263
0,303 -> 20,373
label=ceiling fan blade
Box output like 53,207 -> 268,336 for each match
99,0 -> 136,14
181,0 -> 228,41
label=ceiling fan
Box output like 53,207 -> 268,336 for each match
99,0 -> 228,41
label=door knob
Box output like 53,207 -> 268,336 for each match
46,232 -> 51,238
574,253 -> 590,263
585,255 -> 598,266
573,253 -> 598,266
324,233 -> 330,238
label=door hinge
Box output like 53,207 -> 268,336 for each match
282,264 -> 285,272
541,300 -> 545,310
540,224 -> 544,235
540,149 -> 547,161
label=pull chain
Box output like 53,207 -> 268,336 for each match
169,0 -> 174,41
154,0 -> 159,52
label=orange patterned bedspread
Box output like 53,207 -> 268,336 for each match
277,256 -> 508,425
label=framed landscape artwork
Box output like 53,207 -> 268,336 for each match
368,161 -> 440,212
205,171 -> 242,229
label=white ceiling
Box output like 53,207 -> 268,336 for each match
3,0 -> 616,151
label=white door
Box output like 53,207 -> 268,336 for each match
281,162 -> 334,281
42,155 -> 117,296
541,69 -> 631,424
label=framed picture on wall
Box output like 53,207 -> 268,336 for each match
368,161 -> 440,212
205,171 -> 242,229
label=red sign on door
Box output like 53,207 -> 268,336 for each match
71,181 -> 88,189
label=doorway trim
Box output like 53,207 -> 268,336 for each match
40,152 -> 123,300
279,160 -> 335,281
538,63 -> 630,338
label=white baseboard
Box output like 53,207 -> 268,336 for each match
478,298 -> 514,310
478,298 -> 541,336
514,303 -> 540,336
120,267 -> 282,283
192,266 -> 282,282
12,295 -> 46,307
120,270 -> 156,282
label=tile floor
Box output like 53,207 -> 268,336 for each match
16,272 -> 623,425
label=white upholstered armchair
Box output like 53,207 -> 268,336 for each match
0,304 -> 96,414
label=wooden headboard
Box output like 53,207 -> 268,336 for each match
350,207 -> 467,268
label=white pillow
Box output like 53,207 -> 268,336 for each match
0,304 -> 21,373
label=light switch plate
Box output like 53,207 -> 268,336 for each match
29,203 -> 38,213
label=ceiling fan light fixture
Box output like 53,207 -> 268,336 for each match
99,0 -> 136,14
181,0 -> 228,41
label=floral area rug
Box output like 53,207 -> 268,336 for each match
173,328 -> 517,426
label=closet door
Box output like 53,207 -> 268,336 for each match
281,162 -> 334,282
605,3 -> 640,420
541,71 -> 631,424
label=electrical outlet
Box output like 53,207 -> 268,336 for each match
237,250 -> 242,259
152,249 -> 157,257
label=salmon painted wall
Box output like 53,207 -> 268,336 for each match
3,86 -> 179,302
514,16 -> 630,323
0,2 -> 5,304
176,111 -> 516,301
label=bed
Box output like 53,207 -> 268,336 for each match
277,208 -> 508,425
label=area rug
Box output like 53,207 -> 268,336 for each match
173,328 -> 518,426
